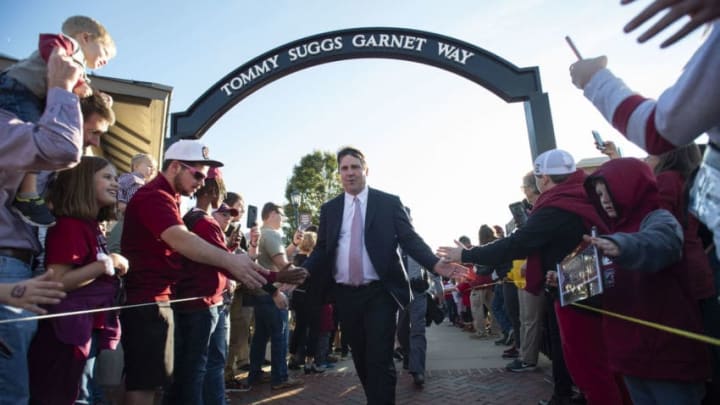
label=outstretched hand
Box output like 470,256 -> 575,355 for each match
622,0 -> 720,48
229,254 -> 269,288
433,260 -> 469,279
0,269 -> 66,314
277,265 -> 309,285
436,242 -> 466,263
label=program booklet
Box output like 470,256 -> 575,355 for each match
556,241 -> 604,307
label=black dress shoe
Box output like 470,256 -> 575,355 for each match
411,372 -> 425,387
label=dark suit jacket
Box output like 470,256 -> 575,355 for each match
302,187 -> 439,309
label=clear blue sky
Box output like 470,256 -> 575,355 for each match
2,1 -> 706,249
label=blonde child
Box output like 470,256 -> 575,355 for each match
116,153 -> 157,213
107,153 -> 157,254
0,15 -> 116,226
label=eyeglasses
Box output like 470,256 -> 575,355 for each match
178,162 -> 207,181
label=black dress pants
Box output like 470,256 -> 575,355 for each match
335,282 -> 398,405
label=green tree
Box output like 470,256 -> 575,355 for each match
283,150 -> 342,240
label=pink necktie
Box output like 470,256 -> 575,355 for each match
348,197 -> 364,286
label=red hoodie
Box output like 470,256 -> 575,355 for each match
585,158 -> 709,382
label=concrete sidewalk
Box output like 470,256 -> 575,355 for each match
228,322 -> 553,404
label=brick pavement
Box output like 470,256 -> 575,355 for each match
227,321 -> 554,404
227,366 -> 552,404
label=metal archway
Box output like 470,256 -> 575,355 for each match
169,27 -> 555,159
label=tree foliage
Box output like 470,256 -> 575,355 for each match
283,150 -> 342,239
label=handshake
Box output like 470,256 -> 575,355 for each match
276,264 -> 310,285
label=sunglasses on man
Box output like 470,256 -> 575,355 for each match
178,162 -> 207,181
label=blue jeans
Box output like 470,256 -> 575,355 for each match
491,283 -> 512,334
0,73 -> 43,122
249,297 -> 288,385
624,375 -> 705,405
203,305 -> 228,405
169,306 -> 227,405
0,256 -> 38,405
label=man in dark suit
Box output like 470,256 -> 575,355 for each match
303,146 -> 466,404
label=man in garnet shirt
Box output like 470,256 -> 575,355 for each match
120,140 -> 269,405
164,167 -> 235,404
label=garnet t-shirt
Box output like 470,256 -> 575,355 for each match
121,175 -> 184,304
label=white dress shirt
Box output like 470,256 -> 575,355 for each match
334,186 -> 379,284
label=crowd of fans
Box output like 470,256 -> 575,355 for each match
1,2 -> 719,405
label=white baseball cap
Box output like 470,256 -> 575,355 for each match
533,149 -> 576,176
164,140 -> 223,167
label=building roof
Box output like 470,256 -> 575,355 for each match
576,156 -> 610,173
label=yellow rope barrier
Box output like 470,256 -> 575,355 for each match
571,302 -> 720,347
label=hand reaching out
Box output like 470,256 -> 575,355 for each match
622,0 -> 720,48
433,260 -> 469,279
276,266 -> 309,285
0,269 -> 66,314
436,243 -> 465,263
229,254 -> 268,289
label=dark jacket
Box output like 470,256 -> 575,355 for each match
461,207 -> 585,290
303,188 -> 438,309
460,170 -> 600,296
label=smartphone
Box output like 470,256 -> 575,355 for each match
246,205 -> 257,228
592,130 -> 605,148
508,201 -> 528,228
